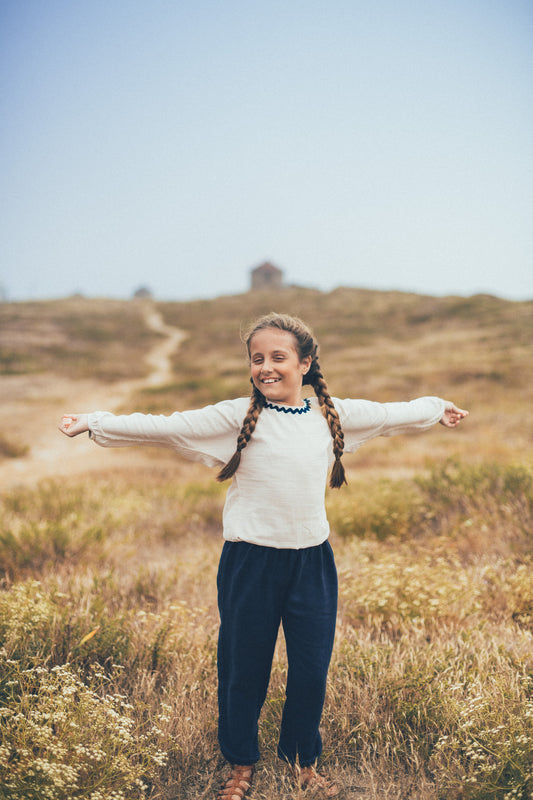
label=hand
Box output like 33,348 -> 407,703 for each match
439,402 -> 469,428
58,414 -> 89,437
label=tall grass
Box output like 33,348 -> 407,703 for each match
1,462 -> 532,798
1,289 -> 532,796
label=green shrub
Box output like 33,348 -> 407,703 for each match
329,626 -> 533,800
0,655 -> 168,800
328,461 -> 532,548
430,674 -> 533,800
0,482 -> 111,581
327,477 -> 427,540
415,460 -> 533,513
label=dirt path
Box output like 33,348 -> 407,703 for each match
142,308 -> 187,387
0,306 -> 186,490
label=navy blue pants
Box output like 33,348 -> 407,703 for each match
217,540 -> 338,766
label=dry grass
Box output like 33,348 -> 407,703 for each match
0,297 -> 161,382
0,289 -> 532,798
1,462 -> 532,799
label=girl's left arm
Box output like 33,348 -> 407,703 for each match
439,401 -> 469,428
336,396 -> 469,453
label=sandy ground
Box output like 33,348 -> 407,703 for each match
0,307 -> 186,491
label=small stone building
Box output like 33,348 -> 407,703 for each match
133,286 -> 153,300
250,262 -> 283,291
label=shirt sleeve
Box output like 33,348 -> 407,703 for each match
333,396 -> 446,452
87,398 -> 249,468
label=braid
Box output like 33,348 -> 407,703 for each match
308,358 -> 347,488
216,386 -> 265,482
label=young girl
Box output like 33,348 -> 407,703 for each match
59,312 -> 468,799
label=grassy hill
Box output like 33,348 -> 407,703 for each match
2,288 -> 531,397
160,288 -> 532,408
0,288 -> 532,799
0,296 -> 163,381
2,287 -> 530,469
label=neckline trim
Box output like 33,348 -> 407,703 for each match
264,398 -> 311,415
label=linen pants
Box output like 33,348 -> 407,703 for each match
216,539 -> 338,767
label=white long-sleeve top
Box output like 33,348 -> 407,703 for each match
88,395 -> 445,549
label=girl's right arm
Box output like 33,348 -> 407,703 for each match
57,399 -> 249,468
59,414 -> 89,437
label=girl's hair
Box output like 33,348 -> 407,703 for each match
217,312 -> 347,488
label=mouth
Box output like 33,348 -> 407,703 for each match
260,377 -> 281,385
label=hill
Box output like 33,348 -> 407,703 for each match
1,287 -> 531,480
1,288 -> 532,799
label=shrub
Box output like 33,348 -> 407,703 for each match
430,673 -> 533,800
0,482 -> 111,581
328,625 -> 533,800
0,655 -> 168,800
327,477 -> 427,541
328,461 -> 532,555
0,435 -> 29,460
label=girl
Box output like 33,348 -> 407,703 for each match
59,312 -> 468,799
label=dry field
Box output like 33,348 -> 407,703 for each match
0,289 -> 532,799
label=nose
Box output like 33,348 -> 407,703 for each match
260,358 -> 274,373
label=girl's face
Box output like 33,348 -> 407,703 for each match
249,328 -> 312,406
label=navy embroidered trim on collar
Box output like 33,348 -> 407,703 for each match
264,398 -> 311,414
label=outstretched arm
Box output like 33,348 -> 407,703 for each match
58,414 -> 89,437
439,402 -> 469,428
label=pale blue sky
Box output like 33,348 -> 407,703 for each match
1,0 -> 532,302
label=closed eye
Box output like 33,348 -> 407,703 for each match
250,349 -> 291,364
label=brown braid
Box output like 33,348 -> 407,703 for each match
306,359 -> 347,488
217,313 -> 347,488
216,386 -> 265,482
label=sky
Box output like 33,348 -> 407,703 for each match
1,0 -> 532,303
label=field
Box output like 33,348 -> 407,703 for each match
0,288 -> 532,799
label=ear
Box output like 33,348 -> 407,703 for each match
301,355 -> 312,375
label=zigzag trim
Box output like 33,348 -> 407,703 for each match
264,398 -> 311,415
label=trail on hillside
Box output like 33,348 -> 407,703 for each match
0,306 -> 186,490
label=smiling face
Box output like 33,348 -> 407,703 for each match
248,327 -> 312,406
